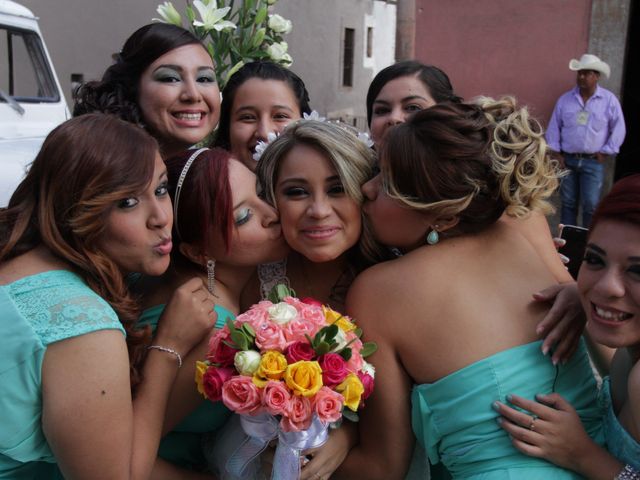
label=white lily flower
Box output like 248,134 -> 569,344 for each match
268,14 -> 292,34
154,2 -> 182,26
303,110 -> 326,122
192,2 -> 236,32
266,41 -> 288,62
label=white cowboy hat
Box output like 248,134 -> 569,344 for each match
569,54 -> 610,79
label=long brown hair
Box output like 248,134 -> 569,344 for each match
0,113 -> 159,387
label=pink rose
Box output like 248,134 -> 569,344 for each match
207,328 -> 239,367
313,386 -> 344,424
262,380 -> 291,416
236,301 -> 271,332
255,322 -> 288,352
202,366 -> 234,401
281,394 -> 312,432
357,371 -> 375,401
283,317 -> 316,345
285,297 -> 326,328
346,338 -> 364,373
300,297 -> 322,307
285,341 -> 316,363
222,376 -> 263,415
318,353 -> 349,387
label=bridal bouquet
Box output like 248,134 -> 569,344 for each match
195,285 -> 376,479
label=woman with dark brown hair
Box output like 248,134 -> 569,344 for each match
338,98 -> 603,479
0,113 -> 215,479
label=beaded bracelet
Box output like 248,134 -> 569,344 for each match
615,465 -> 640,480
147,345 -> 182,368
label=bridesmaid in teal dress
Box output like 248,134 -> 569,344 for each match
338,97 -> 604,479
495,174 -> 640,479
136,147 -> 290,474
0,114 -> 216,479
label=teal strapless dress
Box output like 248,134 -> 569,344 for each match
412,339 -> 604,479
601,377 -> 640,469
0,270 -> 124,479
138,304 -> 234,469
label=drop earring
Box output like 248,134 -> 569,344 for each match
426,226 -> 440,245
206,259 -> 216,295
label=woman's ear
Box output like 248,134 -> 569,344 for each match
435,215 -> 460,233
179,242 -> 206,266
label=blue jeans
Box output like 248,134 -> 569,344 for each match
560,154 -> 604,227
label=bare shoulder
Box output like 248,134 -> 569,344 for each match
0,246 -> 69,284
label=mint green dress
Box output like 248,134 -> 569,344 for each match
137,303 -> 233,470
0,270 -> 125,479
411,339 -> 604,479
601,377 -> 640,469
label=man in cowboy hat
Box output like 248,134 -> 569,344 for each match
546,53 -> 626,227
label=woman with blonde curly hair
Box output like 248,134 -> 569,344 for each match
0,114 -> 216,478
337,98 -> 604,479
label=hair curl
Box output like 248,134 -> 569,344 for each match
0,113 -> 159,388
73,23 -> 204,126
381,96 -> 560,238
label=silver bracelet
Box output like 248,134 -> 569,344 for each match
615,465 -> 640,480
147,345 -> 182,368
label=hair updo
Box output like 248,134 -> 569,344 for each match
381,96 -> 560,238
73,23 -> 204,125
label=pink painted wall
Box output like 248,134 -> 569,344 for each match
414,0 -> 591,125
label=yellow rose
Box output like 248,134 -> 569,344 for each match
257,351 -> 287,381
335,373 -> 364,411
323,305 -> 356,332
195,360 -> 208,398
285,361 -> 323,397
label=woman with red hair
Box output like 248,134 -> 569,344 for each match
495,174 -> 640,479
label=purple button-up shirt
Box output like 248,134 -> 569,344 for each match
545,85 -> 626,155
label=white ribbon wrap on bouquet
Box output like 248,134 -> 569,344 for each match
225,413 -> 329,480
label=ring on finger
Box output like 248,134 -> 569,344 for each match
528,416 -> 537,431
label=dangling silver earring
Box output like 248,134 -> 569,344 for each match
206,259 -> 216,295
426,226 -> 440,245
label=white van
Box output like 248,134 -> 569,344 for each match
0,0 -> 69,206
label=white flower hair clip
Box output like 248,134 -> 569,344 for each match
252,131 -> 279,162
357,131 -> 374,148
303,110 -> 326,122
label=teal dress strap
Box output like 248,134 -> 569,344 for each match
138,303 -> 231,331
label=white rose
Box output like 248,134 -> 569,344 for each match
234,350 -> 262,376
266,41 -> 288,62
362,361 -> 376,378
268,302 -> 297,325
268,14 -> 292,34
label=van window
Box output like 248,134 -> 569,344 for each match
0,26 -> 59,102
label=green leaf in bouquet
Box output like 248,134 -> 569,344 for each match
229,329 -> 249,351
254,5 -> 267,24
354,327 -> 363,338
186,5 -> 195,24
252,27 -> 266,48
315,341 -> 331,356
360,342 -> 378,358
338,347 -> 352,361
267,283 -> 296,303
241,322 -> 256,339
342,408 -> 359,423
318,324 -> 339,341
